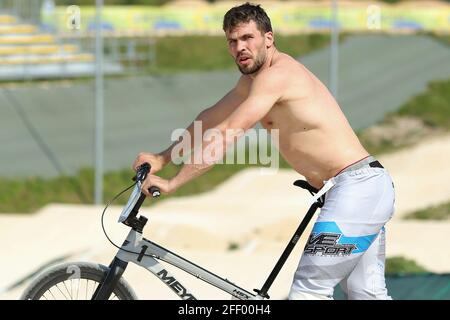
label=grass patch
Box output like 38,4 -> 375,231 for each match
437,35 -> 450,46
357,116 -> 440,155
0,145 -> 290,213
227,242 -> 240,251
145,33 -> 332,74
0,164 -> 237,213
358,130 -> 399,156
404,202 -> 450,220
395,79 -> 450,129
385,256 -> 428,274
425,31 -> 450,47
358,78 -> 450,155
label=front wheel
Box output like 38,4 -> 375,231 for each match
20,262 -> 137,300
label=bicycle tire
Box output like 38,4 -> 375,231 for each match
20,262 -> 137,300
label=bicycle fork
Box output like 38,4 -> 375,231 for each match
91,257 -> 129,300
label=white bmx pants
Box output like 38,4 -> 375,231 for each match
289,156 -> 395,300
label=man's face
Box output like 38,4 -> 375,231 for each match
225,20 -> 273,75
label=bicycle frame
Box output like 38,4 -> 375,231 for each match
92,203 -> 321,300
91,163 -> 322,300
93,228 -> 258,300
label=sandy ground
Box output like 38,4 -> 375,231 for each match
1,133 -> 450,299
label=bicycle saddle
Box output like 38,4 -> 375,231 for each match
293,179 -> 319,194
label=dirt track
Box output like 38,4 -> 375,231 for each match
1,133 -> 449,299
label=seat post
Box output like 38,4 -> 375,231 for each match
254,201 -> 320,299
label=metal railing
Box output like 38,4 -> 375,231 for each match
61,33 -> 156,74
0,0 -> 44,25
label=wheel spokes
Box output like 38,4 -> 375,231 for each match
38,278 -> 121,300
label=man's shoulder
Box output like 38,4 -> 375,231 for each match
274,53 -> 307,74
235,75 -> 252,97
271,53 -> 314,88
263,53 -> 304,77
253,64 -> 291,90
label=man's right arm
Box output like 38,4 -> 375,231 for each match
133,77 -> 248,173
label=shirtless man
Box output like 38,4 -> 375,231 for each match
133,3 -> 395,300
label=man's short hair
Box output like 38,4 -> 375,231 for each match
223,2 -> 273,34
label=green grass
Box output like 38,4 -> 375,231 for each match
0,146 -> 290,213
426,32 -> 450,47
394,79 -> 450,129
438,35 -> 450,46
227,242 -> 240,251
357,133 -> 399,157
0,164 -> 235,213
358,78 -> 450,155
77,32 -> 442,76
145,34 -> 332,74
358,77 -> 450,220
385,256 -> 428,274
404,202 -> 450,220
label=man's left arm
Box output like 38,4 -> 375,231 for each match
141,70 -> 285,196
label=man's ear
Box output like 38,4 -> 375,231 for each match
265,31 -> 274,48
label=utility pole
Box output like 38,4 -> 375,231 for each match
94,0 -> 104,205
329,0 -> 339,99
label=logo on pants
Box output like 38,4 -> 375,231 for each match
304,232 -> 356,256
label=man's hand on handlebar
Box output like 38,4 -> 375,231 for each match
140,174 -> 176,197
133,152 -> 166,175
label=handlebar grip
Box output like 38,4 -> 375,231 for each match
149,186 -> 161,198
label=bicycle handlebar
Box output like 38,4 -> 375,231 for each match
119,162 -> 160,230
133,162 -> 161,198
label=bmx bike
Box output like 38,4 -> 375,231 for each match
21,163 -> 324,300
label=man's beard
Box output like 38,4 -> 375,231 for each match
236,50 -> 266,75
